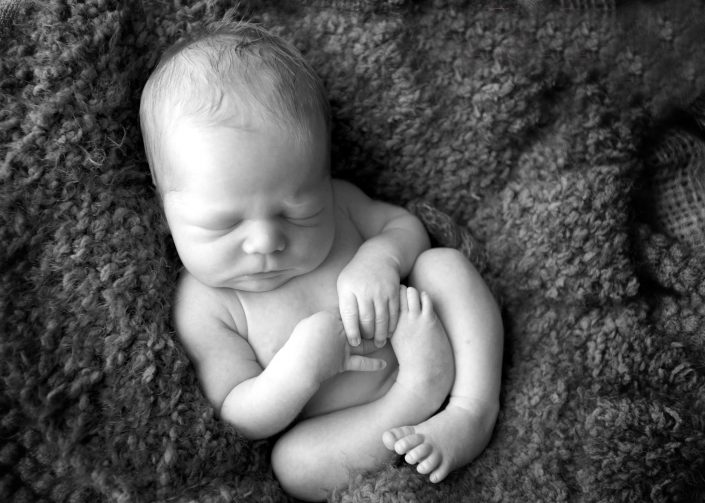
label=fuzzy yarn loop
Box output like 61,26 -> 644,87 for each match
407,199 -> 488,274
0,0 -> 23,37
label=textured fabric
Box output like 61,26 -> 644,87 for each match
646,95 -> 705,251
0,0 -> 23,37
2,1 -> 705,502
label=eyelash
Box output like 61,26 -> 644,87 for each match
210,211 -> 321,231
213,220 -> 241,231
286,215 -> 319,227
287,208 -> 323,223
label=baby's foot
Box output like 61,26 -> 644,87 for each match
382,402 -> 495,483
390,286 -> 454,411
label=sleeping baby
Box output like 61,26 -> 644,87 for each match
139,21 -> 503,501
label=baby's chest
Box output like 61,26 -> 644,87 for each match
242,273 -> 340,366
235,208 -> 362,367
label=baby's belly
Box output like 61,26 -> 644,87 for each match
300,343 -> 398,419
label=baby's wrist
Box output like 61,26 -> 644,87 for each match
280,331 -> 326,386
357,240 -> 402,271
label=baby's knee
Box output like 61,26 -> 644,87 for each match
272,434 -> 328,501
411,247 -> 471,286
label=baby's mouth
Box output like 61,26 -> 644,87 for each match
242,270 -> 286,279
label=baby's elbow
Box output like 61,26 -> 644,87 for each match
219,398 -> 277,440
232,422 -> 270,441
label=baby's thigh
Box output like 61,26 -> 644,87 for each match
271,425 -> 326,499
302,345 -> 396,418
271,411 -> 395,500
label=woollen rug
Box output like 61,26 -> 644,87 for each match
2,1 -> 705,501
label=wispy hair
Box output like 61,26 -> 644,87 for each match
140,21 -> 330,193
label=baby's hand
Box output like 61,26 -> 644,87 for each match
291,311 -> 387,383
336,256 -> 401,348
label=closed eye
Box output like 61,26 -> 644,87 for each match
286,208 -> 324,225
202,219 -> 242,232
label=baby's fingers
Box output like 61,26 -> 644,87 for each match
339,293 -> 361,346
349,338 -> 381,356
373,323 -> 388,349
387,288 -> 401,335
345,355 -> 387,372
357,299 -> 376,341
373,304 -> 389,348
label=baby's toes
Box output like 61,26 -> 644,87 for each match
385,427 -> 426,455
405,286 -> 421,313
394,432 -> 426,455
416,450 -> 442,475
419,291 -> 435,318
405,442 -> 432,464
429,463 -> 451,484
398,285 -> 409,313
382,426 -> 416,451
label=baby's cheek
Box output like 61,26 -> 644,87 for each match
185,246 -> 230,284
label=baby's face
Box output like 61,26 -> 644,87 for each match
162,116 -> 335,292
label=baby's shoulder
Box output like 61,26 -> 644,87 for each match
174,271 -> 245,337
332,178 -> 380,219
332,178 -> 366,205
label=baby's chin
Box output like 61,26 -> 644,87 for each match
228,271 -> 298,292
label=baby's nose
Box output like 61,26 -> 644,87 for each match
241,220 -> 286,255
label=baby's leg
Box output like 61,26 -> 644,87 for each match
383,248 -> 503,483
271,287 -> 453,501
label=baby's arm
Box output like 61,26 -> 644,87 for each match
174,273 -> 385,439
335,180 -> 431,347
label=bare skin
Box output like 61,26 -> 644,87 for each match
382,249 -> 503,483
383,401 -> 497,483
271,286 -> 454,500
159,108 -> 503,500
142,24 -> 504,499
391,286 -> 453,403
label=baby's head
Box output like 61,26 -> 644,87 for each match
140,23 -> 337,291
140,21 -> 331,196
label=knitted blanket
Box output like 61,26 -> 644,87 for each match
2,1 -> 705,501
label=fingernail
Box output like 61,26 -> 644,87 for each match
375,339 -> 386,348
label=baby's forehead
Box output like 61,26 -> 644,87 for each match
161,123 -> 330,207
164,116 -> 328,173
